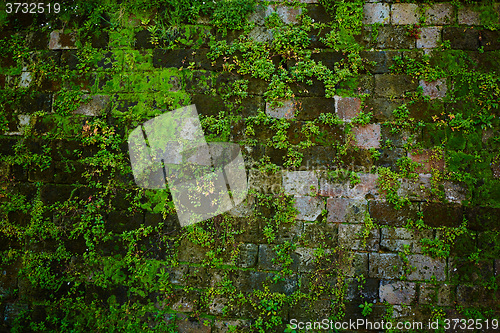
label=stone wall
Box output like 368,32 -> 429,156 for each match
1,0 -> 500,332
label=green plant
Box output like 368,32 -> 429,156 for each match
359,301 -> 373,317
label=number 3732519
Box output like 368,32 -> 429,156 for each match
6,3 -> 61,14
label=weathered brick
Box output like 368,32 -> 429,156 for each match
326,198 -> 367,223
408,149 -> 445,173
425,3 -> 455,25
237,243 -> 258,268
338,224 -> 379,251
73,95 -> 110,116
335,96 -> 361,120
397,174 -> 432,201
419,78 -> 447,99
259,244 -> 298,271
294,247 -> 317,272
417,27 -> 441,49
379,280 -> 417,305
266,99 -> 295,119
296,97 -> 335,121
363,3 -> 390,25
343,252 -> 369,277
364,97 -> 403,122
442,27 -> 479,50
266,5 -> 301,24
369,201 -> 420,227
492,160 -> 500,178
407,254 -> 446,281
419,283 -> 454,306
391,3 -> 419,25
294,196 -> 325,221
443,181 -> 467,203
380,228 -> 433,254
283,171 -> 318,196
248,169 -> 282,195
374,26 -> 416,49
49,30 -> 77,49
352,124 -> 381,149
456,285 -> 490,306
303,222 -> 337,248
458,6 -> 481,25
310,52 -> 345,71
374,74 -> 418,97
346,278 -> 379,303
481,29 -> 500,51
422,202 -> 463,228
348,173 -> 380,199
369,253 -> 404,279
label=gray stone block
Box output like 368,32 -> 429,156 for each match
363,3 -> 390,25
294,196 -> 325,221
419,283 -> 454,306
238,243 -> 259,268
283,171 -> 318,196
380,228 -> 433,254
326,197 -> 367,223
379,280 -> 417,304
425,3 -> 455,25
407,254 -> 446,281
338,224 -> 379,251
391,3 -> 419,25
369,253 -> 404,279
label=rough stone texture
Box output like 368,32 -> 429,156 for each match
419,283 -> 454,306
49,30 -> 77,49
213,320 -> 252,333
283,171 -> 318,196
379,280 -> 417,305
348,173 -> 380,199
344,252 -> 369,277
369,253 -> 404,279
237,243 -> 258,268
352,124 -> 381,149
266,5 -> 302,25
369,201 -> 419,227
443,181 -> 467,203
417,27 -> 441,49
248,169 -> 282,194
294,247 -> 316,273
374,75 -> 418,97
419,78 -> 447,99
258,244 -> 298,271
363,3 -> 390,25
294,196 -> 325,221
492,160 -> 500,178
266,99 -> 295,119
422,202 -> 463,228
407,254 -> 446,281
380,228 -> 433,254
336,96 -> 361,121
338,224 -> 379,251
425,3 -> 455,25
176,314 -> 211,333
73,95 -> 110,116
397,174 -> 432,201
408,149 -> 445,173
458,6 -> 481,25
374,26 -> 416,49
442,27 -> 479,50
302,222 -> 337,248
391,3 -> 419,25
326,198 -> 367,223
